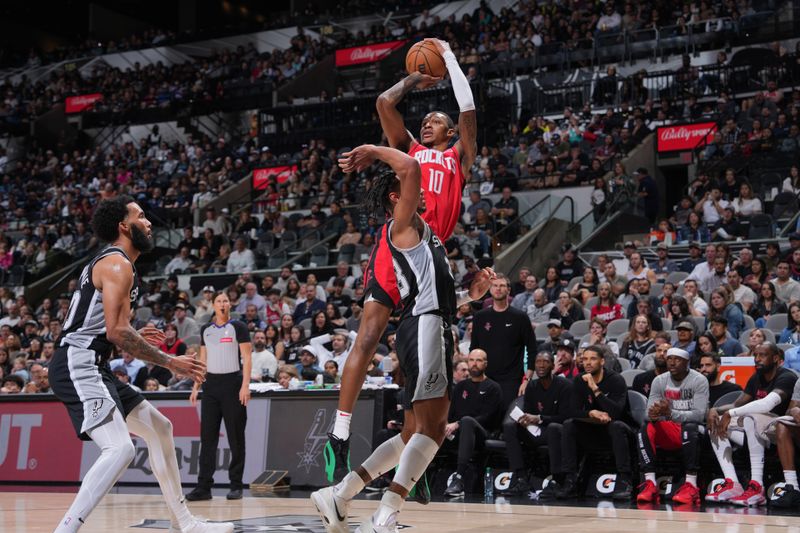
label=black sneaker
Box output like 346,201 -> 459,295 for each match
556,474 -> 578,499
538,480 -> 559,500
365,475 -> 391,492
444,474 -> 465,497
612,477 -> 633,500
503,474 -> 532,496
185,488 -> 212,501
411,471 -> 431,505
324,433 -> 351,484
226,488 -> 243,500
771,484 -> 800,508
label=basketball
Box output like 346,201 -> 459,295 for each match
405,40 -> 446,78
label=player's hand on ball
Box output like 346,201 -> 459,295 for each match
170,354 -> 206,384
414,73 -> 443,89
138,325 -> 165,346
427,38 -> 452,55
338,144 -> 377,173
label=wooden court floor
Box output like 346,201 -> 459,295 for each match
5,491 -> 800,532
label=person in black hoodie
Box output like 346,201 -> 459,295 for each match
556,345 -> 634,500
502,351 -> 572,497
443,349 -> 504,497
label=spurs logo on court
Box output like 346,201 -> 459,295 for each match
296,409 -> 330,473
424,374 -> 440,392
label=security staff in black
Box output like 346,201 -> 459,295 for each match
186,291 -> 252,501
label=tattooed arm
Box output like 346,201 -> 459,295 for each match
376,72 -> 442,153
94,254 -> 206,382
455,109 -> 478,177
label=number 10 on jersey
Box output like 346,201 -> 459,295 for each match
428,169 -> 444,194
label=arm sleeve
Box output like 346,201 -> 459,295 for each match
442,51 -> 475,112
234,321 -> 250,343
729,392 -> 783,417
595,374 -> 628,420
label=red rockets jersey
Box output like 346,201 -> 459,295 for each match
408,141 -> 466,241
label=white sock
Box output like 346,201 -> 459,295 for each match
645,472 -> 657,483
710,434 -> 739,484
686,474 -> 698,487
126,402 -> 194,531
332,410 -> 352,440
335,472 -> 366,501
55,409 -> 134,533
374,491 -> 403,527
743,417 -> 765,486
785,470 -> 799,487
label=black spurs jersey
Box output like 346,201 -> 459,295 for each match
384,217 -> 456,321
59,246 -> 139,360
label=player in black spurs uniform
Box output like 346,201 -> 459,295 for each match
49,196 -> 233,533
310,146 -> 494,533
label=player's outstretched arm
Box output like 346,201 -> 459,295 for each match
96,254 -> 206,382
431,39 -> 477,175
377,71 -> 441,153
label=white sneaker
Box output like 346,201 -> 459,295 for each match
354,513 -> 398,533
705,479 -> 744,503
310,486 -> 350,533
170,518 -> 235,533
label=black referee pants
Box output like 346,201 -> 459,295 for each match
198,372 -> 247,490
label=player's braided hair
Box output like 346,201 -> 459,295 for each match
363,166 -> 400,218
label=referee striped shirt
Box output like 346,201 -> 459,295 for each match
201,319 -> 250,374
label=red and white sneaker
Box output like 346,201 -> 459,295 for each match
729,481 -> 766,507
671,482 -> 700,505
636,480 -> 660,504
705,479 -> 744,503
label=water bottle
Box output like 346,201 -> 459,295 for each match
484,467 -> 494,501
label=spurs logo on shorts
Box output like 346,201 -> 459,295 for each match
90,399 -> 103,419
424,374 -> 440,392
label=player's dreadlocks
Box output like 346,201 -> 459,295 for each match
363,166 -> 401,218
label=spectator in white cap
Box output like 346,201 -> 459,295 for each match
539,318 -> 574,354
635,347 -> 708,505
194,285 -> 216,321
295,345 -> 323,381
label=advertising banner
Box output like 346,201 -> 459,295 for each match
65,93 -> 103,114
719,356 -> 755,387
0,400 -> 83,482
335,40 -> 407,67
252,165 -> 297,190
656,122 -> 717,152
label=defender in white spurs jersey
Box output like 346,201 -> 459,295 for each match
49,196 -> 233,533
310,147 -> 494,533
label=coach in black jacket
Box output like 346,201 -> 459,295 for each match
556,344 -> 634,500
443,349 -> 504,497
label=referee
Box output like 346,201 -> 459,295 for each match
186,290 -> 252,501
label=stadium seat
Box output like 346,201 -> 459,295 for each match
627,390 -> 648,429
569,319 -> 591,337
618,358 -> 632,371
607,319 -> 630,337
534,323 -> 550,339
747,214 -> 775,240
584,296 -> 599,311
739,328 -> 776,345
764,313 -> 788,334
135,307 -> 153,322
714,390 -> 743,408
772,192 -> 799,221
661,317 -> 672,331
621,369 -> 644,388
665,271 -> 688,285
743,314 -> 756,331
566,276 -> 583,291
690,316 -> 707,333
337,243 -> 356,264
310,244 -> 330,266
